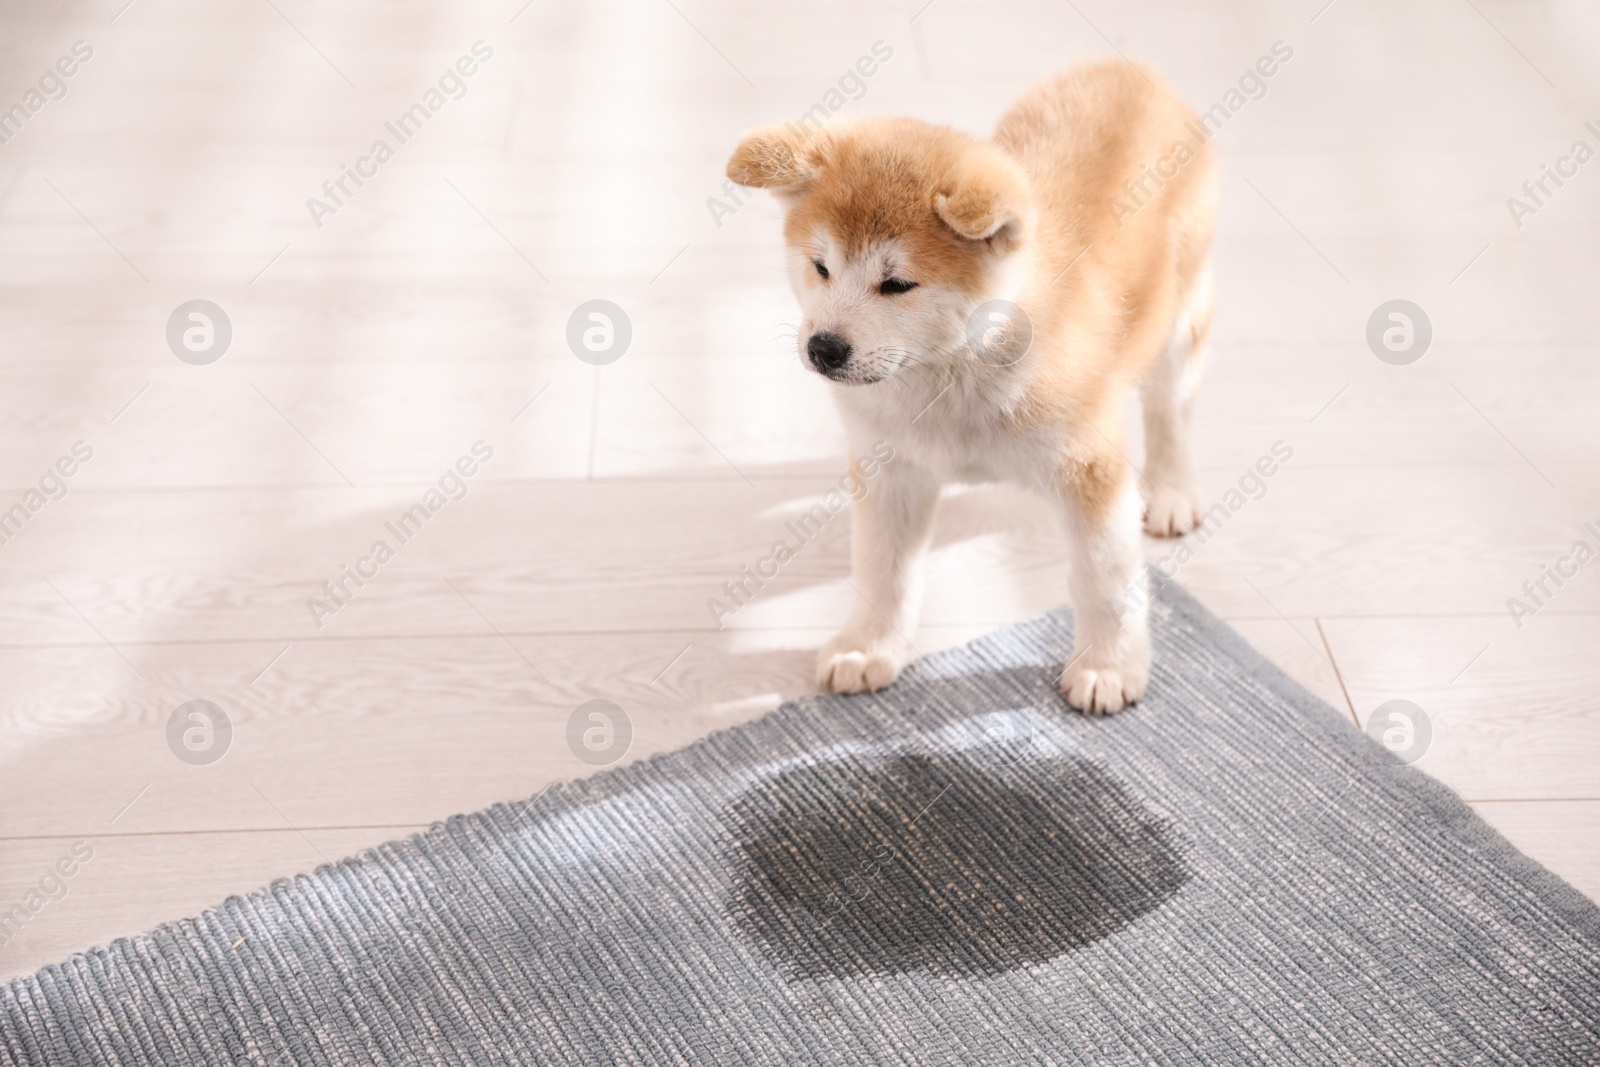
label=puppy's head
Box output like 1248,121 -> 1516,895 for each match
727,117 -> 1034,385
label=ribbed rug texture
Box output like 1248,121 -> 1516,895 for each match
3,580 -> 1599,1065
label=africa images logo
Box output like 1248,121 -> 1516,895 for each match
307,442 -> 494,628
305,41 -> 494,228
0,40 -> 93,148
1108,40 -> 1293,228
706,441 -> 895,628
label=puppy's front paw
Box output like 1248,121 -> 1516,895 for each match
817,632 -> 916,694
1142,485 -> 1204,538
1059,653 -> 1149,716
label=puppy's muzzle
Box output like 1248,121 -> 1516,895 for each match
806,332 -> 852,374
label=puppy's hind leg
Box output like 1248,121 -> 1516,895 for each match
1140,260 -> 1213,537
817,456 -> 940,694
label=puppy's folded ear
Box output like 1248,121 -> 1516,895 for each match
935,146 -> 1033,250
726,125 -> 819,190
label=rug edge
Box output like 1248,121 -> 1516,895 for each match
1154,575 -> 1600,934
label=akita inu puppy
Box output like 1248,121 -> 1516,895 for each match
727,62 -> 1217,714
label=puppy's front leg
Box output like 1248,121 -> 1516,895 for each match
1057,456 -> 1151,715
817,456 -> 940,694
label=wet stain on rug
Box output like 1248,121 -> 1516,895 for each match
727,751 -> 1188,979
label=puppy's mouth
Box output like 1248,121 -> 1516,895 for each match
818,368 -> 885,386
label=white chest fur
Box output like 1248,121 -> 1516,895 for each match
832,365 -> 1064,491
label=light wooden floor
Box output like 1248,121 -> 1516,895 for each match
1,0 -> 1597,980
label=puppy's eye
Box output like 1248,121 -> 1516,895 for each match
879,277 -> 918,295
813,260 -> 829,280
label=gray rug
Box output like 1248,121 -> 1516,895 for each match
4,580 -> 1598,1065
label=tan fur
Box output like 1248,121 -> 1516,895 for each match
728,61 -> 1218,713
1000,64 -> 1218,520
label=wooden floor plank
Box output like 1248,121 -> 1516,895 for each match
0,617 -> 1357,838
1322,615 -> 1600,802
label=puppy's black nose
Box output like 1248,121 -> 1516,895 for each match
807,332 -> 852,373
